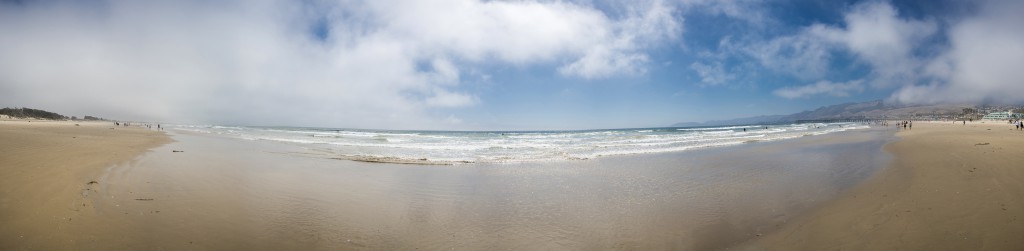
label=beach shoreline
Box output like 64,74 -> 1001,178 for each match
0,120 -> 170,250
6,122 -> 892,249
11,120 -> 1022,249
739,121 -> 1024,250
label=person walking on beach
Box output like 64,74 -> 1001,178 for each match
909,121 -> 912,130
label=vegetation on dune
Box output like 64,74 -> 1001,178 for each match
0,107 -> 69,120
0,107 -> 110,121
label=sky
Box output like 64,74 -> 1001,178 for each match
1,0 -> 1022,130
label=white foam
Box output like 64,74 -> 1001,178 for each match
176,122 -> 872,163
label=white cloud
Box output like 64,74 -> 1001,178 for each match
689,61 -> 733,86
773,80 -> 864,99
367,0 -> 606,63
827,1 -> 937,88
745,1 -> 936,85
679,0 -> 766,24
559,46 -> 650,79
740,25 -> 837,80
777,0 -> 1024,105
428,58 -> 460,85
893,0 -> 1024,104
718,0 -> 1024,105
739,1 -> 1024,105
889,82 -> 945,104
559,0 -> 680,78
424,88 -> 479,108
368,0 -> 679,79
0,0 -> 681,129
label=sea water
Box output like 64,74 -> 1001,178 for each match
171,122 -> 870,164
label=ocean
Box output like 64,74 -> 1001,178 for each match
171,122 -> 870,164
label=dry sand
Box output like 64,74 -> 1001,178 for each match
741,121 -> 1024,250
0,120 -> 170,250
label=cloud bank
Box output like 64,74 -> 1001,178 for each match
3,0 -> 1023,129
0,0 -> 679,129
893,0 -> 1024,104
760,0 -> 1024,104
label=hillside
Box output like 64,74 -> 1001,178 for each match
674,100 -> 986,127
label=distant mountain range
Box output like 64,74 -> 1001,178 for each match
673,100 -> 982,127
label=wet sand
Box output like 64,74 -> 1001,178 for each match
3,119 -> 916,250
0,120 -> 170,250
742,121 -> 1024,250
0,124 -> 890,250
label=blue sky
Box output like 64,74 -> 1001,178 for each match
1,0 -> 1022,130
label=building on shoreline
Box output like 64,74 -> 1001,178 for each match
981,110 -> 1022,120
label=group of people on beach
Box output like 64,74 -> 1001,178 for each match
899,119 -> 1024,130
897,120 -> 912,130
114,121 -> 162,131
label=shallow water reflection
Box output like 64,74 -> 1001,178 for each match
94,127 -> 891,250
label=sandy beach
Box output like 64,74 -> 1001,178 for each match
0,120 -> 170,250
5,0 -> 1023,250
4,120 -> 1023,249
742,121 -> 1024,250
1,120 -> 892,249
